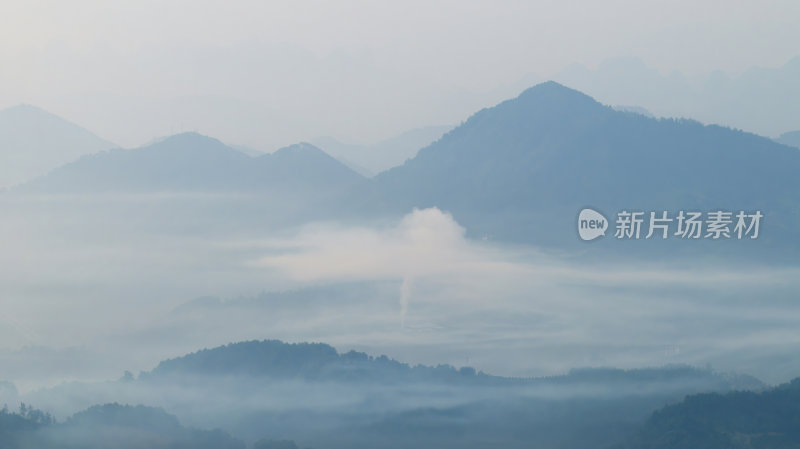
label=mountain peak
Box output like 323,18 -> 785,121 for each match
0,103 -> 51,116
375,82 -> 800,259
152,132 -> 226,148
139,132 -> 243,159
515,81 -> 600,108
272,141 -> 327,158
265,141 -> 366,183
0,103 -> 103,127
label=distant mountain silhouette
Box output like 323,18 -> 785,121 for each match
616,377 -> 800,449
19,133 -> 365,195
313,125 -> 454,176
776,130 -> 800,149
0,104 -> 116,189
370,81 -> 800,257
144,339 -> 496,385
143,339 -> 762,392
18,339 -> 763,449
129,339 -> 764,449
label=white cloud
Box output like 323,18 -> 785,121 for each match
257,207 -> 524,281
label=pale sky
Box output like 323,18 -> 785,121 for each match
1,0 -> 798,148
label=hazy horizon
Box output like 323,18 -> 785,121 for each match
2,1 -> 799,150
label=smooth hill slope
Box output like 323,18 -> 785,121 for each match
0,104 -> 116,189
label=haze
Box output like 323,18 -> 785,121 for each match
1,0 -> 798,148
1,3 -> 800,447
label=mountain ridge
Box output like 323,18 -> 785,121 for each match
17,132 -> 366,195
141,339 -> 764,391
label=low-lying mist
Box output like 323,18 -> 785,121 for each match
0,192 -> 798,396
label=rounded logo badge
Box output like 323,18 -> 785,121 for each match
578,208 -> 608,241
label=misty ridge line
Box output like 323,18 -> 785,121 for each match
0,103 -> 451,191
3,50 -> 800,151
138,338 -> 763,386
9,338 -> 766,419
0,338 -> 768,449
4,69 -> 800,194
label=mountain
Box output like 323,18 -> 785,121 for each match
143,339 -> 499,385
371,81 -> 800,257
616,378 -> 800,449
0,104 -> 117,189
23,339 -> 764,449
18,133 -> 366,195
129,340 -> 761,449
776,130 -> 800,149
312,125 -> 454,176
143,339 -> 761,391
